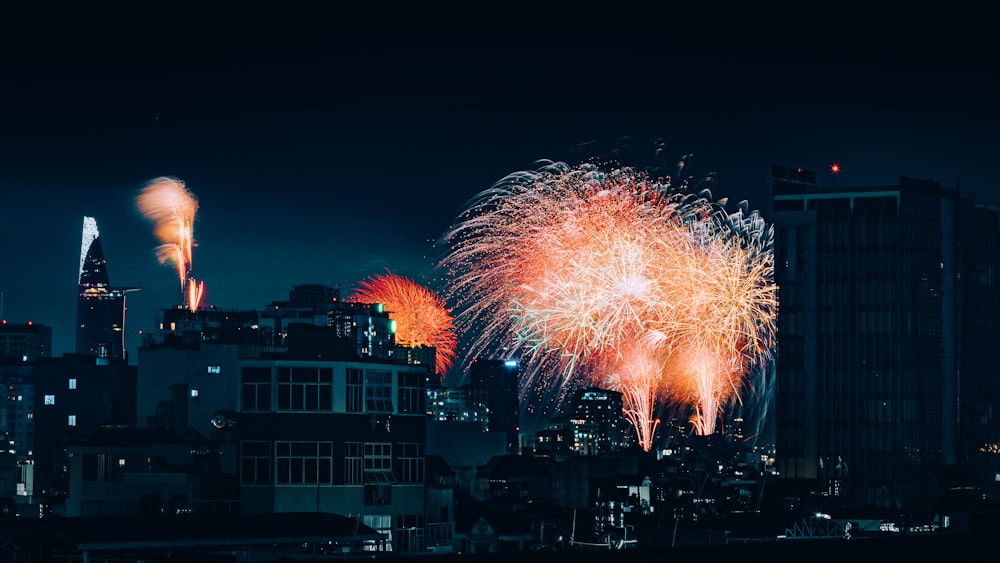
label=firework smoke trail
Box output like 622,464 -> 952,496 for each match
136,177 -> 205,311
351,271 -> 457,378
439,160 -> 776,449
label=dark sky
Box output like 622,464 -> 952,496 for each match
2,12 -> 998,363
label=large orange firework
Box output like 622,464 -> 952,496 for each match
351,271 -> 457,378
439,160 -> 776,450
136,177 -> 205,312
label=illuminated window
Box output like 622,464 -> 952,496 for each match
69,378 -> 77,389
68,415 -> 77,426
44,395 -> 55,405
207,365 -> 221,374
191,389 -> 199,399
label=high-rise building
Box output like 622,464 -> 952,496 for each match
0,321 -> 52,362
567,387 -> 628,455
0,355 -> 136,511
771,166 -> 1000,505
470,358 -> 520,454
75,217 -> 137,361
426,383 -> 488,428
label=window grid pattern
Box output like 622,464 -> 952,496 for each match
364,442 -> 392,472
365,370 -> 393,413
241,367 -> 272,411
275,441 -> 333,485
398,371 -> 424,414
240,441 -> 272,485
397,442 -> 424,484
276,367 -> 333,411
344,441 -> 363,484
346,368 -> 364,413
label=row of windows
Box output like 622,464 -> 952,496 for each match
241,367 -> 425,414
241,441 -> 424,488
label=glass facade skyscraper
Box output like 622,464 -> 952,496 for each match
470,358 -> 521,454
772,166 -> 1000,505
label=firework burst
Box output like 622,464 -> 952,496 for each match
350,271 -> 457,378
136,176 -> 205,311
439,160 -> 776,449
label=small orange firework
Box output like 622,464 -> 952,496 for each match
351,271 -> 457,378
136,177 -> 205,311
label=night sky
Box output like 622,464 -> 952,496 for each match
2,13 -> 998,364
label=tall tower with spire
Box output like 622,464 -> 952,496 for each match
75,217 -> 136,362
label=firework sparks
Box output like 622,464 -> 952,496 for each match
350,271 -> 457,378
136,177 -> 205,311
439,161 -> 776,449
607,340 -> 667,452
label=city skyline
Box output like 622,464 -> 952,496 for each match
2,31 -> 998,363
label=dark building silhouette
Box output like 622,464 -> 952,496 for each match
0,354 -> 136,514
0,321 -> 51,362
567,387 -> 628,454
131,287 -> 432,552
259,283 -> 342,343
426,383 -> 488,428
74,217 -> 137,362
771,166 -> 1000,506
470,358 -> 520,454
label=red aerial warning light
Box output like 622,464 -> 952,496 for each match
830,163 -> 841,175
